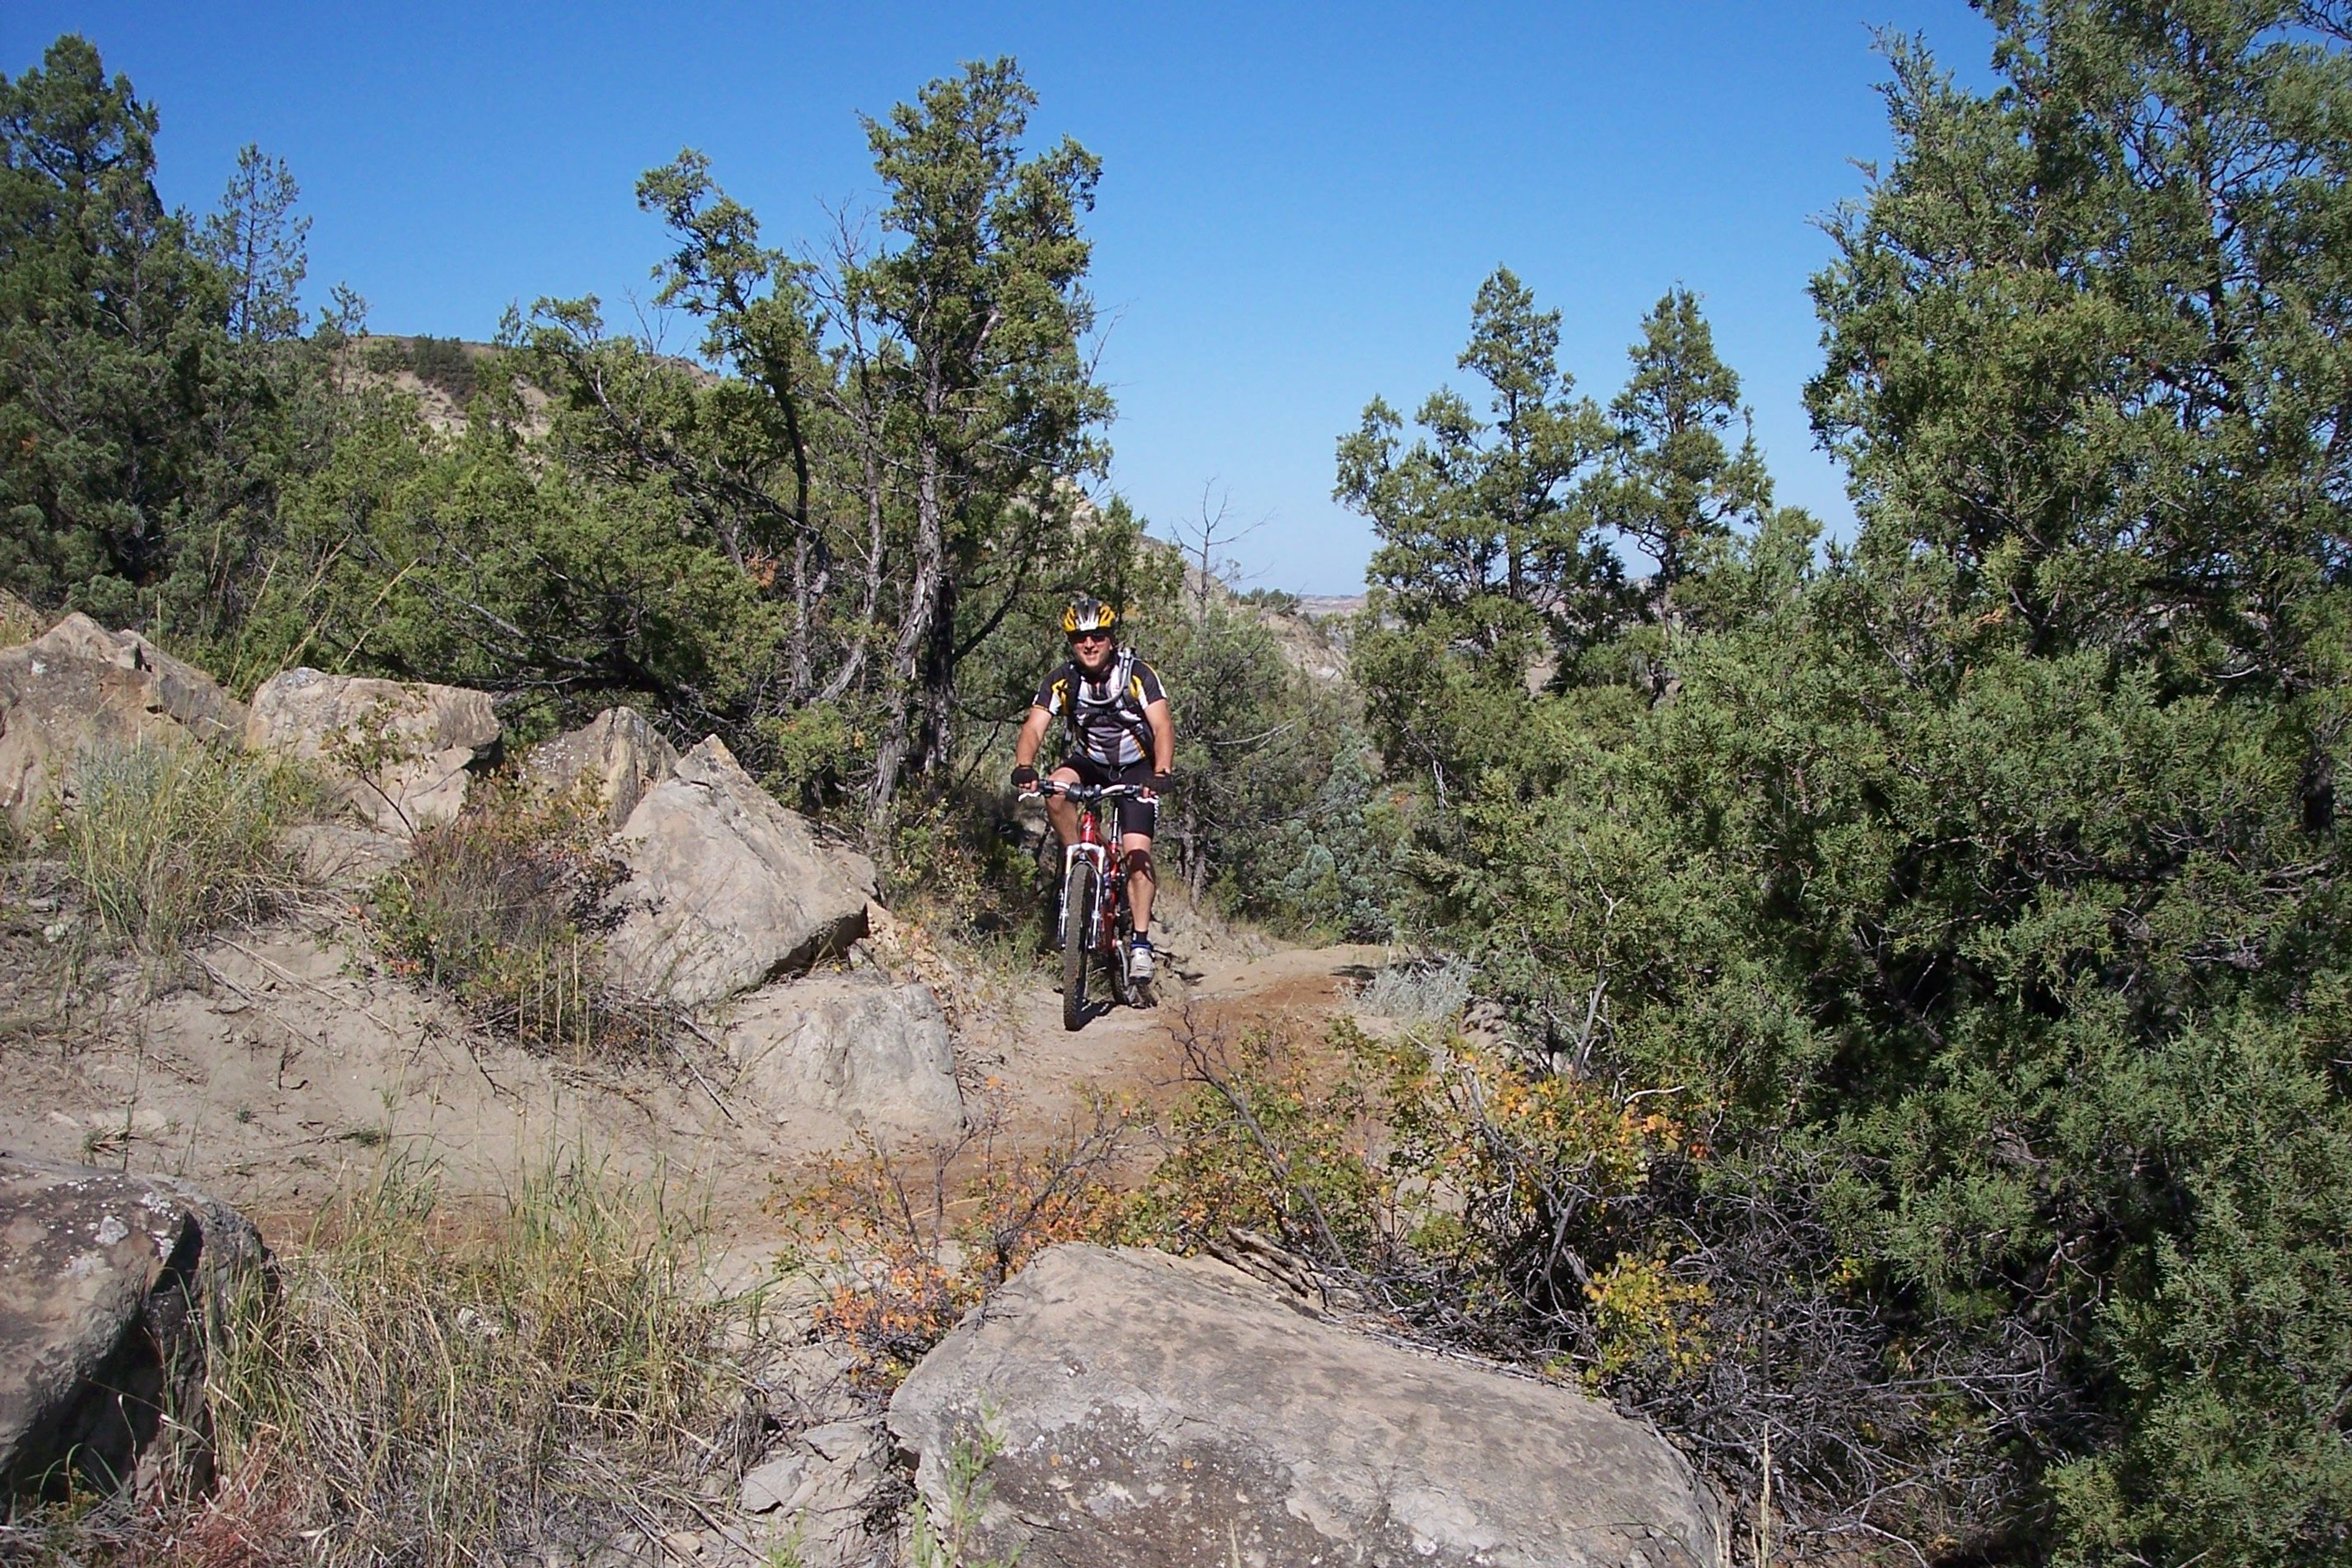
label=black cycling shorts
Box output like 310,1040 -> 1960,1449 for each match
1056,754 -> 1158,840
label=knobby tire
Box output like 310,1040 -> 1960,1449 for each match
1062,868 -> 1094,1033
1110,896 -> 1140,1007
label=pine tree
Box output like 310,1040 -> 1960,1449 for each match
0,35 -> 228,619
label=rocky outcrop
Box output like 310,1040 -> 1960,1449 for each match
0,616 -> 248,827
0,1156 -> 267,1502
891,1245 -> 1722,1568
603,737 -> 875,1009
722,974 -> 965,1143
523,706 -> 677,829
28,614 -> 246,744
243,668 -> 500,833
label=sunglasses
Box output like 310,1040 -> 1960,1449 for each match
1069,630 -> 1112,644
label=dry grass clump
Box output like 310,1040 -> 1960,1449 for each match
4,1159 -> 750,1566
1349,954 -> 1473,1026
791,1094 -> 1143,1383
0,589 -> 43,648
370,785 -> 661,1061
61,741 -> 322,953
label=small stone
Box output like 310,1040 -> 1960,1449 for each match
801,1418 -> 881,1463
739,1450 -> 806,1513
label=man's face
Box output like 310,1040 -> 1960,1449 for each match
1068,628 -> 1114,675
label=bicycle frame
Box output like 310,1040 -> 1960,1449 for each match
1050,788 -> 1127,954
1030,778 -> 1152,1028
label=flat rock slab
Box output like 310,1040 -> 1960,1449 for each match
891,1244 -> 1721,1568
0,1156 -> 266,1501
603,736 -> 875,1009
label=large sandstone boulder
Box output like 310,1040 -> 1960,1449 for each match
891,1245 -> 1722,1568
722,974 -> 964,1143
0,616 -> 247,827
243,667 -> 500,833
523,706 -> 677,829
603,737 -> 875,1009
0,1156 -> 267,1502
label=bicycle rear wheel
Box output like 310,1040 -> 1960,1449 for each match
1061,868 -> 1095,1032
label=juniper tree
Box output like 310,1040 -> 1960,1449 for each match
1336,268 -> 1615,794
1597,287 -> 1769,622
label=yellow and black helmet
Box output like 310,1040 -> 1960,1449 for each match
1061,595 -> 1119,635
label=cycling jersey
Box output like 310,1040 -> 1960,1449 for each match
1034,647 -> 1166,768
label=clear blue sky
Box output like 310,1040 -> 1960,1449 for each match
7,1 -> 1995,593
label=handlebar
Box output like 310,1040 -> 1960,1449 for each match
1022,780 -> 1153,803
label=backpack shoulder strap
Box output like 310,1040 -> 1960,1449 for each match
1112,647 -> 1156,750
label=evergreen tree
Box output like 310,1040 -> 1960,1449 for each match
1336,268 -> 1614,796
0,35 -> 228,620
1339,266 -> 1614,680
853,58 -> 1112,812
1351,7 -> 2352,1559
1597,287 -> 1769,622
1809,0 -> 2352,684
201,143 -> 307,347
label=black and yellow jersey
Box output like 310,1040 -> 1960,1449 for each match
1033,647 -> 1166,767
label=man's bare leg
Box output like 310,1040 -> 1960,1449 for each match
1125,835 -> 1155,934
1044,765 -> 1083,851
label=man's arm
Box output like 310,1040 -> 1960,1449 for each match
1013,705 -> 1053,772
1146,698 -> 1174,776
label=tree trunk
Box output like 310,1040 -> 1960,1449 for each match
870,391 -> 949,822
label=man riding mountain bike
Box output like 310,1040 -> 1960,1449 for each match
1012,596 -> 1175,982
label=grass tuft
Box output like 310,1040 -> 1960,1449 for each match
0,590 -> 43,649
3,1158 -> 751,1566
1351,954 -> 1472,1026
61,742 -> 321,952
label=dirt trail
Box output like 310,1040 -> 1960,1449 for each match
0,914 -> 1387,1237
970,939 -> 1388,1132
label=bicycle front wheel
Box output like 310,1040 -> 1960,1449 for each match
1061,867 -> 1095,1032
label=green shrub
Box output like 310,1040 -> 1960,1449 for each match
1141,1017 -> 1393,1269
61,741 -> 320,951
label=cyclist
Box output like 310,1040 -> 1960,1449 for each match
1011,595 -> 1175,981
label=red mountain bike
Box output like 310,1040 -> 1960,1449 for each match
1028,780 -> 1153,1031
